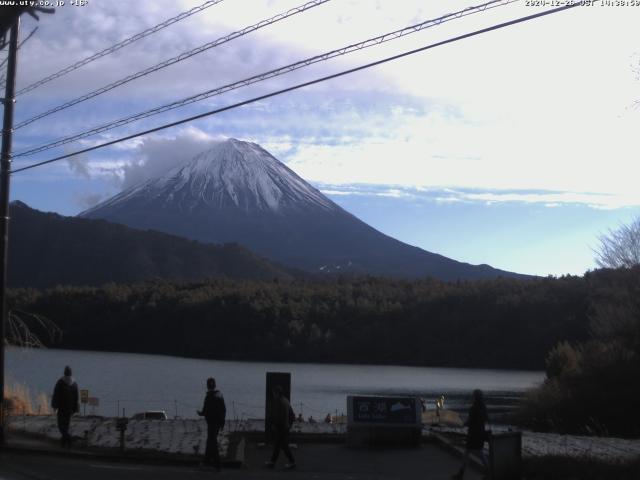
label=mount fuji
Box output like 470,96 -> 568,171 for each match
80,138 -> 525,280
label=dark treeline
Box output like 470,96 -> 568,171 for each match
8,273 -> 595,370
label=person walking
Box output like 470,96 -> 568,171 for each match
452,389 -> 490,479
197,377 -> 226,471
264,385 -> 296,470
51,366 -> 79,449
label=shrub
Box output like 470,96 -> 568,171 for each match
545,341 -> 581,379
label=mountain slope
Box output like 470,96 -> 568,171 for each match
80,138 -> 527,280
8,201 -> 291,288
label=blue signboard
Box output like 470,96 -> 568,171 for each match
350,396 -> 419,425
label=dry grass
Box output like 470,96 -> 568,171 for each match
422,409 -> 463,427
4,383 -> 51,416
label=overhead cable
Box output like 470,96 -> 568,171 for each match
15,0 -> 226,97
1,26 -> 37,70
10,3 -> 581,175
14,0 -> 515,158
13,0 -> 330,129
0,26 -> 38,89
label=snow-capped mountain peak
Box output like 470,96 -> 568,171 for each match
84,138 -> 336,215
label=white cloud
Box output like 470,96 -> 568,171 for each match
73,191 -> 110,210
120,126 -> 224,188
458,191 -> 627,210
57,126 -> 222,188
13,1 -> 640,212
65,153 -> 91,179
281,93 -> 640,209
317,183 -> 640,210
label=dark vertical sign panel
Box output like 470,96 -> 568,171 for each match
265,372 -> 291,443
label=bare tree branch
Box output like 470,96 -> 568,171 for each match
6,309 -> 61,348
594,216 -> 640,269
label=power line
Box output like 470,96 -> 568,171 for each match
0,26 -> 37,71
13,0 -> 331,130
0,26 -> 38,89
14,0 -> 516,158
14,0 -> 226,97
10,3 -> 580,175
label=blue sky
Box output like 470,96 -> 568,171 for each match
5,0 -> 640,276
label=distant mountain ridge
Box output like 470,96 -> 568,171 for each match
8,201 -> 291,288
80,138 -> 528,281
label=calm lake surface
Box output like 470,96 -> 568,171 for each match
6,347 -> 543,420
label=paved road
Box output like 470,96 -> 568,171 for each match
0,452 -> 211,480
0,443 -> 484,480
246,442 -> 485,479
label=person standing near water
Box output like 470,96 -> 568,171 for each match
197,377 -> 226,471
51,366 -> 79,449
452,389 -> 489,479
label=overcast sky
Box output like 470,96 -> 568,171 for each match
5,0 -> 640,276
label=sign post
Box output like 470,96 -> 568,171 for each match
116,415 -> 128,453
80,389 -> 89,416
88,397 -> 99,415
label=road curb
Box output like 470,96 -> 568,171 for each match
4,438 -> 242,468
430,431 -> 486,471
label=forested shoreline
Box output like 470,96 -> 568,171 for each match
9,267 -> 640,436
7,272 -> 596,370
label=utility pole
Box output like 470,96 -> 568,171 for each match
0,16 -> 20,447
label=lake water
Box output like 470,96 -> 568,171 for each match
6,347 -> 543,421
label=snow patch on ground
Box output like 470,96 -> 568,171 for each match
231,418 -> 347,436
10,415 -> 640,463
8,415 -> 228,457
429,425 -> 640,462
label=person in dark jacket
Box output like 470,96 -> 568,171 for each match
197,377 -> 226,471
452,389 -> 489,479
264,385 -> 296,469
51,366 -> 79,449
